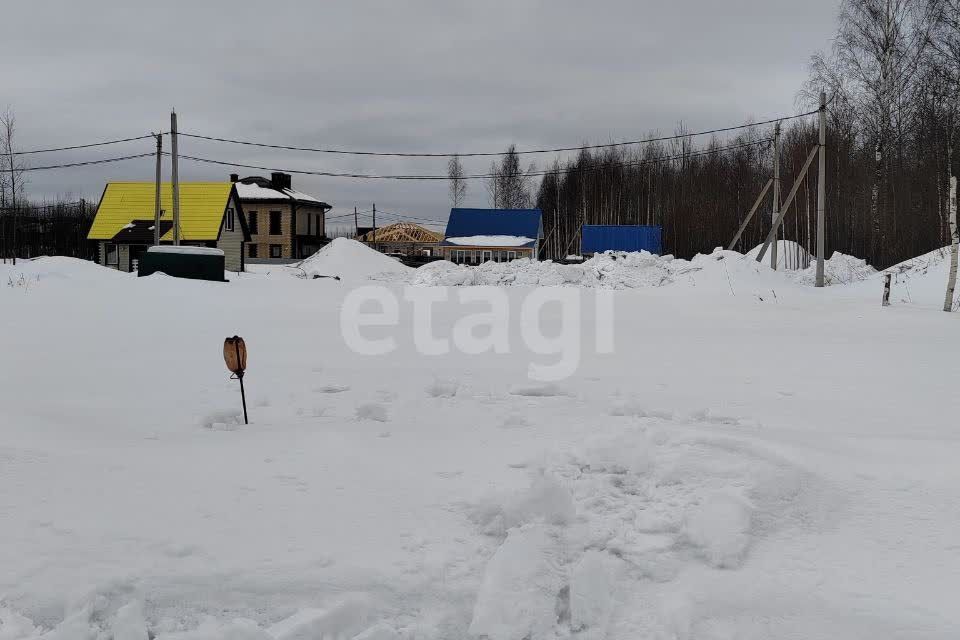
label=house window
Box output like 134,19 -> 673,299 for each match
248,244 -> 258,258
307,213 -> 312,235
507,251 -> 516,261
270,244 -> 282,258
105,243 -> 118,266
315,214 -> 321,236
269,211 -> 282,235
247,211 -> 258,234
225,208 -> 235,231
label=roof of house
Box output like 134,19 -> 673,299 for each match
581,224 -> 663,255
88,182 -> 249,242
111,220 -> 174,244
234,177 -> 330,209
442,208 -> 542,248
358,222 -> 444,244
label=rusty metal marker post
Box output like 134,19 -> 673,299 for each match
223,336 -> 249,424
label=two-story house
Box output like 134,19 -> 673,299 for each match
231,172 -> 331,261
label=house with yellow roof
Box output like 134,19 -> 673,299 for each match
87,182 -> 251,273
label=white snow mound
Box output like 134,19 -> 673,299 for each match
297,238 -> 411,281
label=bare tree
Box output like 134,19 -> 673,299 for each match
487,144 -> 533,208
448,154 -> 467,208
1,107 -> 27,264
826,0 -> 940,263
930,0 -> 960,306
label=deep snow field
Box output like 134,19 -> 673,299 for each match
2,240 -> 960,639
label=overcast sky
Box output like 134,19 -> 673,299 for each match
7,0 -> 840,230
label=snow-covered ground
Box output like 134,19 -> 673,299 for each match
2,242 -> 960,639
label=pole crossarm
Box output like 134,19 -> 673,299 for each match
755,144 -> 820,264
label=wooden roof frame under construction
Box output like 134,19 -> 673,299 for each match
358,222 -> 444,244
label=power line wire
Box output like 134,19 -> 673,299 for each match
173,139 -> 772,181
2,135 -> 157,156
17,152 -> 157,172
177,111 -> 813,158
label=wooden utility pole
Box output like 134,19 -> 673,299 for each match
770,121 -> 781,270
171,110 -> 181,246
154,133 -> 163,245
354,206 -> 358,237
372,203 -> 376,249
816,91 -> 827,287
755,145 -> 819,264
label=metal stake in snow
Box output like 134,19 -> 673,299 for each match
882,273 -> 892,307
223,336 -> 249,424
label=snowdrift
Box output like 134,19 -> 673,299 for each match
792,251 -> 876,286
0,256 -> 129,283
400,248 -> 814,290
744,240 -> 812,270
406,251 -> 675,289
297,238 -> 412,281
395,245 -> 884,292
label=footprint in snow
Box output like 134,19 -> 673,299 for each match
500,414 -> 531,429
314,384 -> 350,394
356,403 -> 389,422
426,378 -> 460,398
508,383 -> 573,398
199,409 -> 244,430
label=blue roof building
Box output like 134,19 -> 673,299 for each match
441,208 -> 543,264
581,225 -> 662,255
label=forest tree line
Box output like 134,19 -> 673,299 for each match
461,0 -> 960,269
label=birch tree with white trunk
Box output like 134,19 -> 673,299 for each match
945,176 -> 958,310
448,154 -> 467,208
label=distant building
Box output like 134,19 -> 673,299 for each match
357,222 -> 444,256
580,224 -> 662,256
440,208 -> 543,264
230,172 -> 331,261
87,182 -> 251,273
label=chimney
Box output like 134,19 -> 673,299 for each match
229,173 -> 239,182
271,172 -> 292,190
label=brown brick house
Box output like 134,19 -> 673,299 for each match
231,172 -> 331,261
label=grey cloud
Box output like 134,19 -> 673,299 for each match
7,0 -> 840,224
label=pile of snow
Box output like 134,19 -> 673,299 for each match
0,256 -> 128,283
792,251 -> 876,286
297,238 -> 411,280
403,246 -> 882,292
744,240 -> 812,270
887,246 -> 951,277
404,248 -> 794,291
408,251 -> 675,289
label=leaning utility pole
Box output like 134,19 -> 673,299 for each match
815,91 -> 827,287
153,133 -> 163,245
770,121 -> 781,270
171,110 -> 181,246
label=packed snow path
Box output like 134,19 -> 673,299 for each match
1,249 -> 959,639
